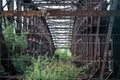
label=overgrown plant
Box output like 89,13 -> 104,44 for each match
2,18 -> 28,75
1,18 -> 88,80
24,54 -> 88,80
24,54 -> 50,80
10,52 -> 88,80
10,53 -> 32,74
3,21 -> 27,53
55,49 -> 72,60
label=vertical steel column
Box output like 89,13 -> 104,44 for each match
0,0 -> 2,64
0,0 -> 2,10
7,0 -> 14,23
100,0 -> 118,79
90,17 -> 93,62
86,17 -> 89,64
16,0 -> 22,33
0,0 -> 2,35
23,1 -> 28,32
7,0 -> 14,10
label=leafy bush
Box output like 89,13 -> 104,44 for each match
3,22 -> 27,53
55,49 -> 72,60
24,54 -> 50,80
0,18 -> 28,76
11,53 -> 32,74
1,19 -> 88,80
10,52 -> 88,80
24,54 -> 88,80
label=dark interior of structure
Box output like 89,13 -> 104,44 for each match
0,0 -> 120,80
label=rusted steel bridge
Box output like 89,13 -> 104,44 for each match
0,0 -> 120,80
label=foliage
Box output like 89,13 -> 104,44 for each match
3,22 -> 27,53
24,54 -> 50,80
0,18 -> 28,77
0,65 -> 5,76
3,23 -> 16,52
47,60 -> 79,80
10,53 -> 32,74
1,18 -> 88,80
24,54 -> 88,80
55,49 -> 72,60
9,47 -> 87,80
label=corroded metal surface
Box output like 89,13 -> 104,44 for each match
0,10 -> 120,17
0,0 -> 119,80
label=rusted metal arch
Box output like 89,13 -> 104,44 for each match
0,10 -> 120,17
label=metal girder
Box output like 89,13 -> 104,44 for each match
49,27 -> 73,29
52,36 -> 71,38
51,33 -> 72,34
50,31 -> 72,33
52,37 -> 71,39
54,45 -> 70,47
54,45 -> 71,47
0,11 -> 42,17
47,16 -> 74,19
48,23 -> 73,26
50,30 -> 72,32
53,42 -> 71,44
0,10 -> 120,17
54,47 -> 70,49
47,23 -> 73,25
41,0 -> 69,1
47,19 -> 74,22
49,26 -> 73,28
22,3 -> 78,6
0,0 -> 2,10
52,38 -> 71,40
50,28 -> 73,30
48,22 -> 73,25
100,0 -> 118,79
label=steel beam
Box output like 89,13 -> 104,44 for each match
47,16 -> 74,19
0,0 -> 2,10
48,22 -> 73,25
100,0 -> 118,79
53,38 -> 71,40
0,10 -> 120,17
49,27 -> 73,29
22,3 -> 77,6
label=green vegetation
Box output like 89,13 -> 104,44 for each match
0,65 -> 5,75
0,18 -> 88,80
24,54 -> 88,80
10,53 -> 32,74
0,18 -> 28,75
3,22 -> 27,53
55,49 -> 72,60
10,52 -> 88,80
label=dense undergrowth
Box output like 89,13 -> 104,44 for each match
11,53 -> 88,80
0,19 -> 88,80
